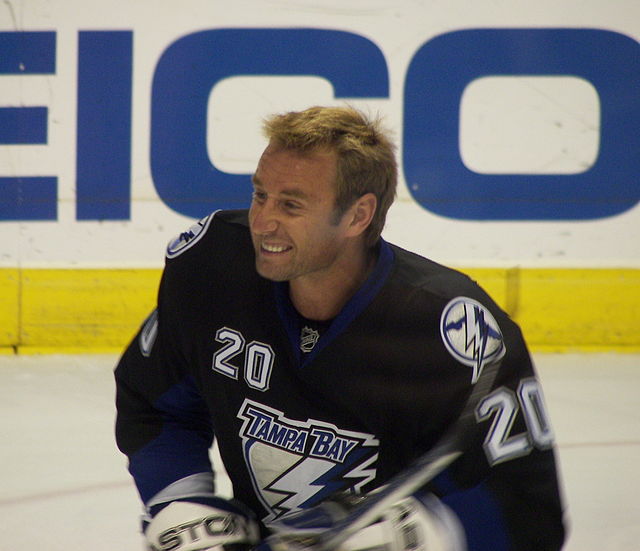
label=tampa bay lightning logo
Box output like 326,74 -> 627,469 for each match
237,399 -> 379,523
440,297 -> 506,383
166,212 -> 216,258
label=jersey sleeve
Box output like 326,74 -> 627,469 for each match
115,295 -> 215,505
115,211 -> 250,507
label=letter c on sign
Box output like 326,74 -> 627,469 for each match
151,29 -> 389,218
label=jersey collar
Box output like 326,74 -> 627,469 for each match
274,238 -> 395,367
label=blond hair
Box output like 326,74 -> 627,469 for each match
262,106 -> 397,247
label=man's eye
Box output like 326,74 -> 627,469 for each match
252,191 -> 266,202
284,201 -> 301,211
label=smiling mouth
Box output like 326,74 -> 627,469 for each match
261,243 -> 291,254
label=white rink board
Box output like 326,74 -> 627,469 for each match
1,0 -> 639,268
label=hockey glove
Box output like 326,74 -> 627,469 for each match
144,496 -> 261,551
260,491 -> 465,551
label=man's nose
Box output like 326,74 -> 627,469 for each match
251,201 -> 279,234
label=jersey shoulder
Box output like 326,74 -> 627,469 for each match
387,242 -> 521,340
165,209 -> 250,261
389,243 -> 491,305
386,244 -> 528,381
160,209 -> 257,299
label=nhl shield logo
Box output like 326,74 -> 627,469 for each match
300,326 -> 320,353
440,297 -> 506,383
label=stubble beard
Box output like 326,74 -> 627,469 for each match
254,243 -> 339,284
252,240 -> 296,282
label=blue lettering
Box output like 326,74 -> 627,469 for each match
0,32 -> 57,220
246,408 -> 271,438
3,27 -> 638,222
254,420 -> 270,440
245,407 -> 308,452
310,429 -> 357,462
282,427 -> 301,448
311,428 -> 334,457
338,438 -> 356,460
268,423 -> 290,446
76,31 -> 133,220
289,431 -> 307,453
150,28 -> 389,217
326,440 -> 343,461
403,28 -> 640,219
0,107 -> 48,144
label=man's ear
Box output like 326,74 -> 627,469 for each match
346,193 -> 377,237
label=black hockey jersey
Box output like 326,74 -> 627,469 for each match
115,210 -> 565,550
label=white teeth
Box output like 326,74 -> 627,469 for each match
262,243 -> 288,253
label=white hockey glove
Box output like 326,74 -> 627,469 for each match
260,492 -> 465,551
144,496 -> 261,551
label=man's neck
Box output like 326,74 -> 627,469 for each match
289,245 -> 377,321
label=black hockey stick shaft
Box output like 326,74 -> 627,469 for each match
311,359 -> 501,551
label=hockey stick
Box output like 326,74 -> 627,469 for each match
267,358 -> 501,551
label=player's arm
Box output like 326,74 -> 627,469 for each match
421,356 -> 566,549
115,215 -> 223,505
415,290 -> 566,550
114,214 -> 264,549
400,324 -> 565,549
115,311 -> 262,550
114,305 -> 215,506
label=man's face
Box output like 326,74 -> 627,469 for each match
249,144 -> 352,283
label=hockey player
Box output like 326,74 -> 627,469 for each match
115,106 -> 566,551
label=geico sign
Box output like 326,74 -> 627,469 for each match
1,28 -> 639,221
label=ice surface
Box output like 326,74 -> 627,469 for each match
1,353 -> 638,550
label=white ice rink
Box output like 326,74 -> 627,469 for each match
1,352 -> 639,550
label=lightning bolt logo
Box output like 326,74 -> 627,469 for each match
166,213 -> 215,258
237,400 -> 379,523
266,457 -> 338,518
440,297 -> 506,383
